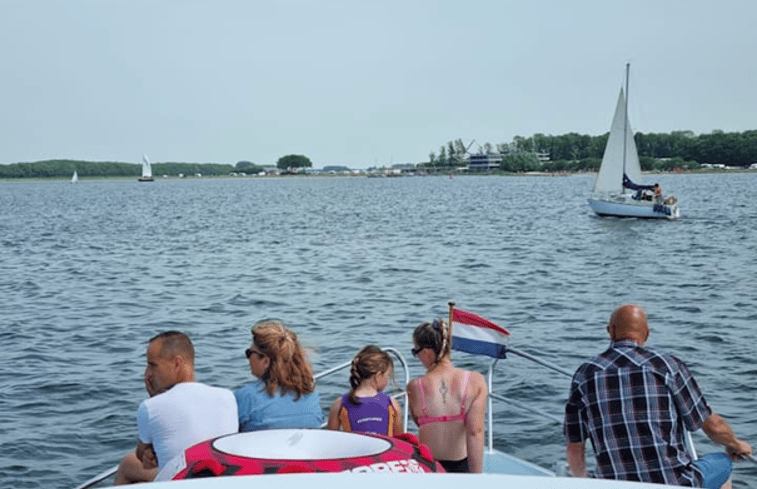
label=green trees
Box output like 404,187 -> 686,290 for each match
425,139 -> 471,171
0,160 -> 137,178
153,162 -> 236,176
0,160 -> 238,179
431,129 -> 757,172
276,154 -> 312,170
499,153 -> 540,173
235,161 -> 263,173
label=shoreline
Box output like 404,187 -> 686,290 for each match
1,167 -> 755,183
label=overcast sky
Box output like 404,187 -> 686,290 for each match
1,0 -> 754,169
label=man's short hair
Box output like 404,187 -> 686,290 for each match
149,331 -> 194,365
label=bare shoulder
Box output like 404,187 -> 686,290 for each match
389,396 -> 402,410
469,370 -> 486,383
326,395 -> 344,430
456,367 -> 484,383
466,370 -> 487,394
329,395 -> 343,411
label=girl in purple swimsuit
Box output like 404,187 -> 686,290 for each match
406,319 -> 488,473
327,345 -> 403,436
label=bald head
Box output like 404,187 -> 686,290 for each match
607,304 -> 650,345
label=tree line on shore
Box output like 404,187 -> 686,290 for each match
0,160 -> 245,179
1,130 -> 755,179
427,129 -> 757,173
0,154 -> 318,179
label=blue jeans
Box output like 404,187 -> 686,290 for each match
693,453 -> 732,489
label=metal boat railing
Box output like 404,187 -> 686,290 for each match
486,345 -> 573,452
313,346 -> 411,432
73,466 -> 119,489
486,345 -> 702,472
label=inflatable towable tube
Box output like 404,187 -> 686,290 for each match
161,429 -> 443,480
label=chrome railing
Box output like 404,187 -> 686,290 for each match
485,345 -> 572,452
313,346 -> 411,432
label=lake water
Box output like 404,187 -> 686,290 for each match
1,173 -> 755,488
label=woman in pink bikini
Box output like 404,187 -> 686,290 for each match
406,319 -> 488,473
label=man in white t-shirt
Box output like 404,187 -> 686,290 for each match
118,331 -> 238,483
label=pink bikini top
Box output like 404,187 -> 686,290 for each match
416,371 -> 471,426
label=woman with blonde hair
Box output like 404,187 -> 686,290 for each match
235,319 -> 323,431
326,345 -> 403,436
406,318 -> 487,473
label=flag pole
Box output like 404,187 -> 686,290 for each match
448,301 -> 455,346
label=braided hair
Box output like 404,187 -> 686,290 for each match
347,345 -> 393,405
412,318 -> 450,365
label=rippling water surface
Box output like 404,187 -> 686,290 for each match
1,173 -> 755,488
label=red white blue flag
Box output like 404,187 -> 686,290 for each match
450,306 -> 509,359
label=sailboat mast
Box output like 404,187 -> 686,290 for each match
622,63 -> 629,179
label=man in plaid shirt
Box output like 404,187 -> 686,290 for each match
564,304 -> 751,488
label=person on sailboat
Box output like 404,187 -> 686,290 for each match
654,183 -> 663,203
564,304 -> 752,489
406,319 -> 488,473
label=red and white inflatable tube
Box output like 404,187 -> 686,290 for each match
158,429 -> 443,480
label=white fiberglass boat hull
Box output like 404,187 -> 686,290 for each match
141,472 -> 677,489
588,196 -> 680,219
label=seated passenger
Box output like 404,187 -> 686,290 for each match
406,319 -> 487,473
326,345 -> 403,436
654,182 -> 663,203
235,319 -> 323,431
114,375 -> 164,485
129,332 -> 238,480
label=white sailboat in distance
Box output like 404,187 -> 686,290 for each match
71,170 -> 78,184
138,154 -> 154,182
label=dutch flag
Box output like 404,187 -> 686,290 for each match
450,307 -> 509,359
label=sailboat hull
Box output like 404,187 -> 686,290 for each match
588,196 -> 679,219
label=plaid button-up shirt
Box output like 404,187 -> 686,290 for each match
564,340 -> 712,486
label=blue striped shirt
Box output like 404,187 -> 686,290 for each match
564,340 -> 711,486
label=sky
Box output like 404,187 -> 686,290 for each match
1,0 -> 755,169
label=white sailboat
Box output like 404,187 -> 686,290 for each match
138,154 -> 155,182
71,170 -> 78,184
588,64 -> 679,219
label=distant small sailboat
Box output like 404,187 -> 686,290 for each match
138,154 -> 154,182
71,170 -> 79,184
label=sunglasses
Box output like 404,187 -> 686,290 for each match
411,346 -> 423,356
245,348 -> 264,359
